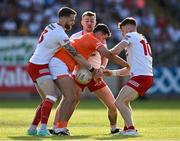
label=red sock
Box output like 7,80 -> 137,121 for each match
41,99 -> 54,124
128,126 -> 135,130
32,103 -> 43,125
123,126 -> 128,131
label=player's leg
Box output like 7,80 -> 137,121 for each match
27,83 -> 46,135
117,76 -> 154,136
94,86 -> 119,133
52,95 -> 63,130
88,79 -> 119,134
115,85 -> 139,135
53,84 -> 82,128
53,76 -> 81,135
48,58 -> 82,135
49,57 -> 79,135
27,62 -> 58,136
27,77 -> 57,136
35,76 -> 58,136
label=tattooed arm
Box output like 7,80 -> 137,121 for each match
63,43 -> 94,71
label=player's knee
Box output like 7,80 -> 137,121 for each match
74,93 -> 80,102
71,88 -> 81,104
115,100 -> 119,108
115,100 -> 124,109
108,103 -> 117,113
73,96 -> 80,105
63,93 -> 78,104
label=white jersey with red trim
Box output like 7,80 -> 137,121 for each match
70,30 -> 107,69
122,32 -> 153,76
70,30 -> 84,40
30,23 -> 69,64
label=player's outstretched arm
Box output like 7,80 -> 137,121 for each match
110,41 -> 128,55
97,46 -> 130,68
101,56 -> 108,69
103,68 -> 130,77
110,55 -> 130,68
63,43 -> 94,71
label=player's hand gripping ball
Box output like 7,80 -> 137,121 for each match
75,68 -> 92,85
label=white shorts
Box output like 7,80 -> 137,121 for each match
49,57 -> 71,80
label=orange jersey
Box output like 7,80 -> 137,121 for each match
54,33 -> 103,72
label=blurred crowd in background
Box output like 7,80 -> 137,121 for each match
0,0 -> 179,66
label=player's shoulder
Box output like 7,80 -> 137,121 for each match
72,30 -> 83,37
53,23 -> 68,38
84,32 -> 99,42
70,31 -> 83,40
125,32 -> 137,37
46,23 -> 65,33
123,33 -> 132,41
126,32 -> 143,40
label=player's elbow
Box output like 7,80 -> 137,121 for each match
105,51 -> 114,60
127,64 -> 130,70
110,50 -> 118,55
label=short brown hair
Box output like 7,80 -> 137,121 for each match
82,11 -> 96,19
118,17 -> 136,29
58,7 -> 77,18
93,23 -> 111,37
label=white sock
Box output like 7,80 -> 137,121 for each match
111,124 -> 117,131
29,125 -> 37,131
53,124 -> 57,130
54,127 -> 66,133
39,123 -> 47,130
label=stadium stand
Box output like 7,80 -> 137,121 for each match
0,0 -> 179,66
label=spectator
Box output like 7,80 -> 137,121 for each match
0,0 -> 179,66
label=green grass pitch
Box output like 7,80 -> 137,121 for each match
0,98 -> 180,140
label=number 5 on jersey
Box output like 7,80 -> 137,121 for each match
38,29 -> 48,43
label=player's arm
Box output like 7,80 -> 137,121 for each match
100,41 -> 109,69
97,46 -> 129,68
63,43 -> 94,71
103,68 -> 130,77
101,56 -> 108,69
110,41 -> 128,55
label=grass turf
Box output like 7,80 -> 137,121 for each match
0,98 -> 180,140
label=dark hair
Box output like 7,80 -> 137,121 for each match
93,23 -> 111,37
82,11 -> 96,19
58,7 -> 77,18
118,17 -> 136,29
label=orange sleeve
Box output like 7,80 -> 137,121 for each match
71,33 -> 103,59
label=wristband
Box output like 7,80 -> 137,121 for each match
89,66 -> 95,72
100,65 -> 105,69
111,70 -> 117,76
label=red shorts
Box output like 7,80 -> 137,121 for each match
27,62 -> 51,82
126,75 -> 154,96
72,75 -> 106,92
